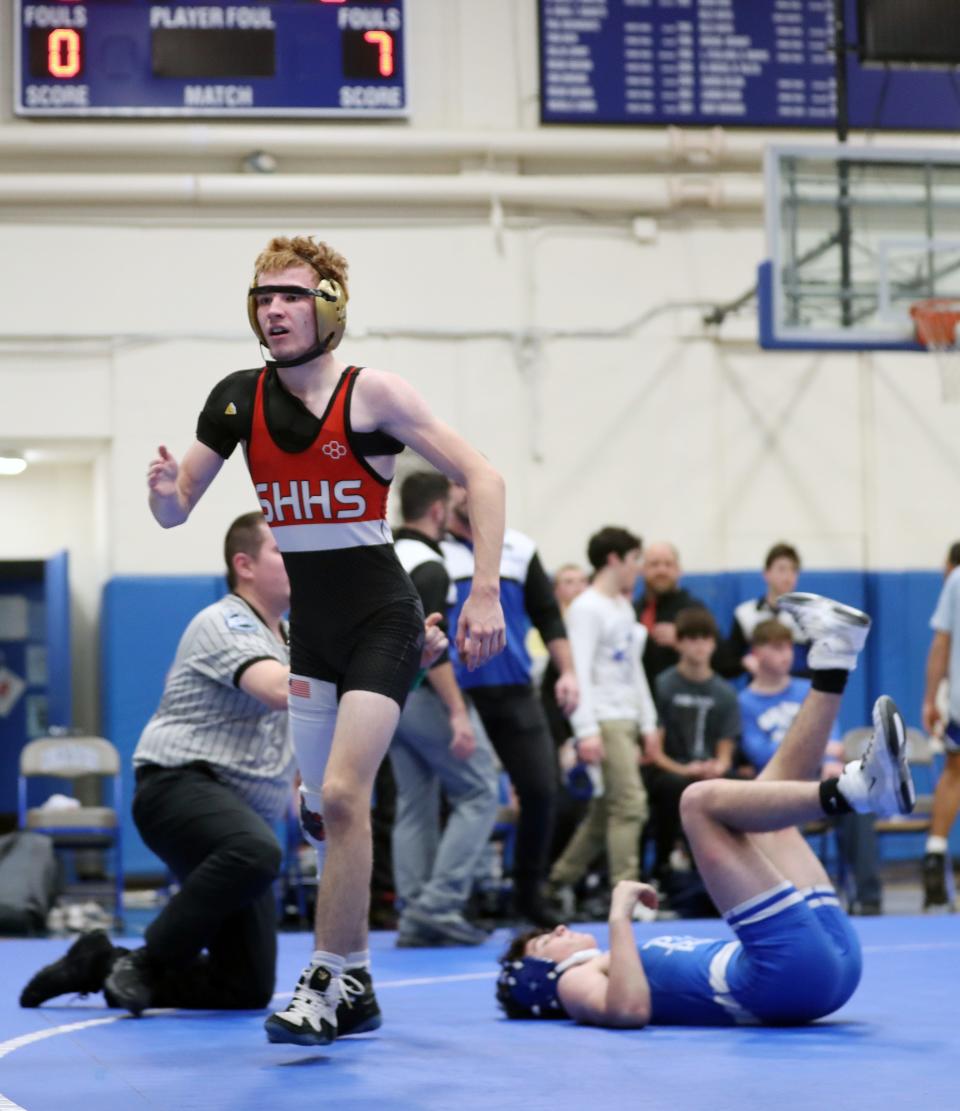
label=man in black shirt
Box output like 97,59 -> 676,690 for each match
634,541 -> 706,687
390,472 -> 498,945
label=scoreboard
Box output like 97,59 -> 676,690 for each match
15,1 -> 407,118
539,0 -> 960,130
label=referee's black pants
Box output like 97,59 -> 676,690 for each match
133,762 -> 282,1009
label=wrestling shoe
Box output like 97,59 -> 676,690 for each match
337,968 -> 383,1036
19,929 -> 120,1008
839,696 -> 915,819
265,963 -> 339,1046
776,592 -> 871,671
103,948 -> 157,1017
923,851 -> 953,912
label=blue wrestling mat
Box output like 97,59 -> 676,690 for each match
1,915 -> 956,1111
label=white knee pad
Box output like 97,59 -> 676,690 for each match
289,675 -> 338,867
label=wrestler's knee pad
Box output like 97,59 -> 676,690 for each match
288,675 -> 338,864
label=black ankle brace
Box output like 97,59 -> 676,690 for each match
819,777 -> 853,815
811,669 -> 849,695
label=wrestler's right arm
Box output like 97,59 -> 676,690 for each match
147,441 -> 224,527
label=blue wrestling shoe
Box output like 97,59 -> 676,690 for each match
776,592 -> 871,671
840,696 -> 916,819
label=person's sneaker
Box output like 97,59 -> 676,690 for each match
923,851 -> 953,912
776,592 -> 871,671
396,922 -> 458,948
19,930 -> 120,1008
401,906 -> 490,946
264,963 -> 339,1046
839,695 -> 915,818
103,949 -> 157,1017
545,881 -> 577,920
337,967 -> 382,1036
513,886 -> 564,929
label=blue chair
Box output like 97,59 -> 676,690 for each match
18,736 -> 124,929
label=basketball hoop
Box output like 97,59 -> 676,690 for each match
910,298 -> 960,403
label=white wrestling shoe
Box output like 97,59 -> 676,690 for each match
776,592 -> 871,671
839,695 -> 916,819
264,963 -> 340,1046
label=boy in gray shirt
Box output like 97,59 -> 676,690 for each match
644,607 -> 740,884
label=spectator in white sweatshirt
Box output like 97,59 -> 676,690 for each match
548,527 -> 658,898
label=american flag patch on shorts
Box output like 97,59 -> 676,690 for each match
288,677 -> 311,698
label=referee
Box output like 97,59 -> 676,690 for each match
22,512 -> 296,1014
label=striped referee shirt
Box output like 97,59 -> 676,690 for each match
133,594 -> 294,823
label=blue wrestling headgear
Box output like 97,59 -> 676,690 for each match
496,948 -> 602,1020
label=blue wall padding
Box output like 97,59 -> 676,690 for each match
102,570 -> 955,876
101,576 -> 226,875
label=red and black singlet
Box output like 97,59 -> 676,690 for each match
196,364 -> 421,687
247,366 -> 393,554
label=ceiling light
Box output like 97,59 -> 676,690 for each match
0,451 -> 27,476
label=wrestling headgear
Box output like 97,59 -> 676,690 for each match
496,948 -> 602,1019
247,277 -> 347,368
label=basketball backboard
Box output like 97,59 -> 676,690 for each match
760,144 -> 960,351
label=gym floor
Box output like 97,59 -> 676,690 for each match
1,904 -> 956,1111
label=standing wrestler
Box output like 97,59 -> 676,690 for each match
147,236 -> 505,1046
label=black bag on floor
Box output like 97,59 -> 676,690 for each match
0,831 -> 60,935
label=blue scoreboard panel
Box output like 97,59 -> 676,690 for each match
15,1 -> 407,118
539,0 -> 960,130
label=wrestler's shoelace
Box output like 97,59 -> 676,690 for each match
280,967 -> 358,1025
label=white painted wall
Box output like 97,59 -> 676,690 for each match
1,0 -> 958,727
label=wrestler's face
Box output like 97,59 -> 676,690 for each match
525,925 -> 598,965
254,264 -> 320,360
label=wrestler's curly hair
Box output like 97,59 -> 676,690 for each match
253,235 -> 349,300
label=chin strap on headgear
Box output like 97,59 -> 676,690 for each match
247,278 -> 348,367
496,948 -> 602,1018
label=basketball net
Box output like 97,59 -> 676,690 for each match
910,299 -> 960,403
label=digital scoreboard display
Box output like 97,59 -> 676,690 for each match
15,1 -> 407,118
539,0 -> 960,131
